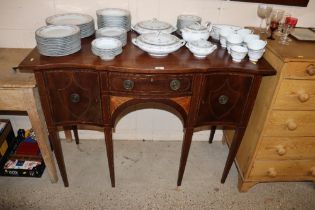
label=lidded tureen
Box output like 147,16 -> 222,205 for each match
132,32 -> 185,57
132,18 -> 176,34
181,22 -> 212,42
186,39 -> 217,58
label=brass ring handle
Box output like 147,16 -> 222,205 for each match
306,64 -> 315,76
123,79 -> 134,90
218,95 -> 229,105
267,168 -> 277,177
297,92 -> 310,103
70,93 -> 80,103
170,79 -> 181,91
286,119 -> 297,131
276,145 -> 286,156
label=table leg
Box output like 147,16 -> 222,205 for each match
208,126 -> 216,144
221,127 -> 246,183
49,128 -> 69,187
64,130 -> 73,143
177,127 -> 194,186
104,127 -> 115,187
72,125 -> 79,145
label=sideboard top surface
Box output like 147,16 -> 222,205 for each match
19,32 -> 275,76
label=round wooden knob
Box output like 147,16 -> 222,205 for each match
297,92 -> 310,103
306,64 -> 315,76
286,119 -> 297,131
267,168 -> 277,177
276,145 -> 286,156
310,167 -> 315,176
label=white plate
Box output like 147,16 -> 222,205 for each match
46,13 -> 93,26
36,25 -> 80,38
96,8 -> 130,17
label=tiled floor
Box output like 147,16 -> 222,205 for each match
0,140 -> 314,210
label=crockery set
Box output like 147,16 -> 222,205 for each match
34,8 -> 267,63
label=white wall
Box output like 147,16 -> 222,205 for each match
1,0 -> 314,141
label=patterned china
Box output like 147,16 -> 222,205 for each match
91,37 -> 123,60
132,32 -> 185,57
181,22 -> 212,42
132,19 -> 176,34
186,39 -> 217,58
176,14 -> 202,35
96,8 -> 131,31
96,27 -> 127,46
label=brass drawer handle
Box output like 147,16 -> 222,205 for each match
306,64 -> 315,76
170,79 -> 181,91
123,79 -> 134,90
218,95 -> 229,105
310,167 -> 315,177
297,91 -> 310,103
70,93 -> 80,103
267,168 -> 277,177
276,145 -> 286,156
286,119 -> 297,131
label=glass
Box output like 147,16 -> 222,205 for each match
267,9 -> 284,39
279,17 -> 298,45
275,12 -> 291,36
257,4 -> 273,33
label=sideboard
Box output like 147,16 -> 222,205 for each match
18,32 -> 275,187
224,35 -> 315,192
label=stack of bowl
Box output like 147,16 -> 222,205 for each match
96,27 -> 127,46
91,37 -> 122,61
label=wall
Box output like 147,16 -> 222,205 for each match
1,0 -> 314,141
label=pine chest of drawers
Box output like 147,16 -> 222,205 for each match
225,37 -> 315,192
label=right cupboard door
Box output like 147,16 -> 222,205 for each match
196,73 -> 253,126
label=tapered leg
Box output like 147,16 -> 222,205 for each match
177,127 -> 194,186
49,128 -> 69,187
221,127 -> 246,183
208,126 -> 216,144
104,127 -> 115,187
72,125 -> 79,145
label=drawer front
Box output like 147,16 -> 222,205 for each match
274,79 -> 315,110
264,111 -> 315,137
283,62 -> 315,80
45,70 -> 102,125
108,73 -> 192,95
249,160 -> 315,180
196,74 -> 253,125
257,137 -> 315,160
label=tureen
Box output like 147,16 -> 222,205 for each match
186,40 -> 217,58
132,32 -> 185,57
180,22 -> 212,42
132,18 -> 176,34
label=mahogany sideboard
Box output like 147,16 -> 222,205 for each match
18,32 -> 276,187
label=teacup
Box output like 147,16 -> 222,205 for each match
226,34 -> 243,53
230,45 -> 248,62
237,28 -> 252,39
248,48 -> 265,62
243,34 -> 260,47
219,28 -> 234,48
247,39 -> 267,50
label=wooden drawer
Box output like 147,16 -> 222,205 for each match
257,137 -> 315,160
264,111 -> 315,137
107,73 -> 192,95
274,79 -> 315,110
283,62 -> 315,80
249,160 -> 315,180
44,70 -> 103,125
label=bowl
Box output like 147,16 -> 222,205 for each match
186,40 -> 217,58
248,48 -> 265,62
91,37 -> 122,61
219,28 -> 235,48
247,39 -> 267,50
226,34 -> 243,53
243,34 -> 260,47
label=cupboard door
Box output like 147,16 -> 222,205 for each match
196,74 -> 253,126
45,70 -> 102,125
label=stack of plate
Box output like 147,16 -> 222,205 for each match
176,15 -> 202,35
91,37 -> 123,61
35,25 -> 81,56
46,13 -> 95,38
96,27 -> 127,46
96,8 -> 131,31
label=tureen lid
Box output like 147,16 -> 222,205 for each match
189,40 -> 214,48
137,18 -> 172,30
186,23 -> 207,31
138,32 -> 180,46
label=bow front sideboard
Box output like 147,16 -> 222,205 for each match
18,33 -> 276,187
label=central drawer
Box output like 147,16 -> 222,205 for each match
106,72 -> 193,96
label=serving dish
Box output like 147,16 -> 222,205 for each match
132,19 -> 176,34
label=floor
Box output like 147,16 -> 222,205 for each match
0,140 -> 314,210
